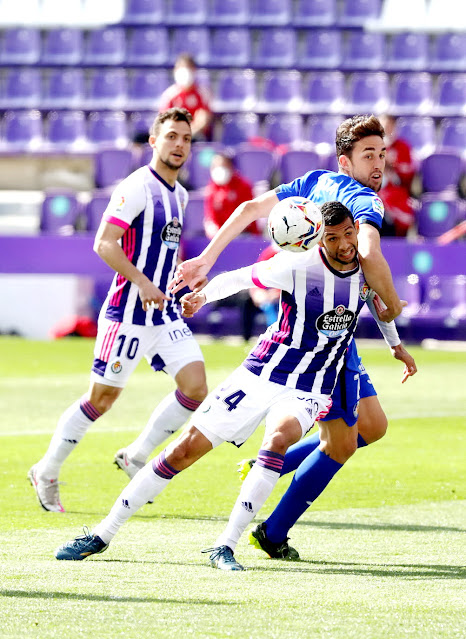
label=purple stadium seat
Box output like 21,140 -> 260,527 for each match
40,191 -> 80,234
292,0 -> 336,27
94,149 -> 134,189
123,0 -> 164,24
126,27 -> 169,66
305,115 -> 342,153
338,0 -> 382,26
129,111 -> 155,138
170,27 -> 210,66
392,275 -> 422,324
346,72 -> 390,114
2,110 -> 42,150
386,33 -> 428,72
438,118 -> 466,158
342,31 -> 385,71
302,72 -> 345,114
87,111 -> 129,149
42,69 -> 84,110
207,0 -> 249,26
249,0 -> 291,26
263,114 -> 303,147
83,27 -> 125,65
46,110 -> 86,148
127,69 -> 170,110
218,113 -> 259,146
417,195 -> 462,237
396,116 -> 436,159
86,191 -> 111,233
41,28 -> 83,65
434,74 -> 466,117
187,142 -> 225,189
297,29 -> 342,70
279,149 -> 321,183
86,69 -> 127,110
0,69 -> 41,109
420,152 -> 462,193
165,0 -> 208,26
213,69 -> 256,112
209,28 -> 251,68
233,144 -> 276,185
252,28 -> 296,69
183,191 -> 206,238
0,28 -> 40,65
256,71 -> 302,113
390,72 -> 433,116
430,33 -> 466,73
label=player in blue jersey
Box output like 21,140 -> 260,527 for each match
28,108 -> 208,512
55,201 -> 392,568
170,114 -> 417,559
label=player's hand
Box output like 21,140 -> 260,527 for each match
373,294 -> 407,322
390,344 -> 417,383
139,281 -> 170,312
169,256 -> 211,294
180,291 -> 206,318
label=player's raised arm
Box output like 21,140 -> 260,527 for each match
170,189 -> 279,293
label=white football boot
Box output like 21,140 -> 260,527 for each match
28,464 -> 65,512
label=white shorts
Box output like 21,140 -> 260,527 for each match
91,318 -> 204,388
191,366 -> 332,448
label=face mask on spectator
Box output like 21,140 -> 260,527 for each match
211,166 -> 232,186
174,67 -> 195,88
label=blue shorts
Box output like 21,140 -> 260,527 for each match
320,341 -> 377,427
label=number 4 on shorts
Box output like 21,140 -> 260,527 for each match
223,390 -> 246,412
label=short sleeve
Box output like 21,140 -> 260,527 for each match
103,174 -> 147,230
352,193 -> 385,229
252,251 -> 295,292
275,176 -> 304,200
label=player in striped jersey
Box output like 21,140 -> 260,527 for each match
55,202 -> 393,568
28,108 -> 208,512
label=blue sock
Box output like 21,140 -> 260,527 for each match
265,449 -> 343,543
281,432 -> 320,476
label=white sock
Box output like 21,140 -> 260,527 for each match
214,464 -> 280,552
126,390 -> 199,463
93,452 -> 178,544
38,397 -> 100,479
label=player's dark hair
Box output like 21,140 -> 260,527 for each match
150,107 -> 192,137
321,201 -> 354,227
175,53 -> 196,68
335,115 -> 385,159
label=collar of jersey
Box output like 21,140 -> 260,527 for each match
318,246 -> 359,278
148,166 -> 176,192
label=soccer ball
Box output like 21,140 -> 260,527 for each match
267,197 -> 324,252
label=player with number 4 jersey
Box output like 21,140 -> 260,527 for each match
28,108 -> 208,513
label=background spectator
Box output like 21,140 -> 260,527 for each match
204,153 -> 261,239
159,54 -> 212,141
379,114 -> 416,237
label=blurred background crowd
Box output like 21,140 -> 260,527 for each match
0,0 -> 464,341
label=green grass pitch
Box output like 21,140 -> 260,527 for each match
0,337 -> 465,638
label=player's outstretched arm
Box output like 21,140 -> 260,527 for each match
170,190 -> 279,294
357,224 -> 403,322
390,344 -> 417,383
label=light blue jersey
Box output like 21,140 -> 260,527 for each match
276,170 -> 384,230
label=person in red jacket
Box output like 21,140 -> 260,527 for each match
159,54 -> 212,141
204,153 -> 261,239
379,115 -> 416,237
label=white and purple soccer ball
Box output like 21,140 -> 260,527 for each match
267,197 -> 324,253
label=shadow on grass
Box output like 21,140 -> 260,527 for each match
0,589 -> 235,605
248,560 -> 466,580
66,511 -> 465,534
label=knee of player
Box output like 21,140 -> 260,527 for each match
359,411 -> 388,444
262,430 -> 293,456
177,372 -> 208,402
320,435 -> 357,464
88,387 -> 120,414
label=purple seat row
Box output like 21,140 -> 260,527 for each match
1,68 -> 465,120
0,25 -> 465,72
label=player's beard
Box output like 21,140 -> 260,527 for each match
332,243 -> 358,266
160,155 -> 186,172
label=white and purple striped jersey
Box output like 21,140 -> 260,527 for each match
243,246 -> 372,396
100,166 -> 188,326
